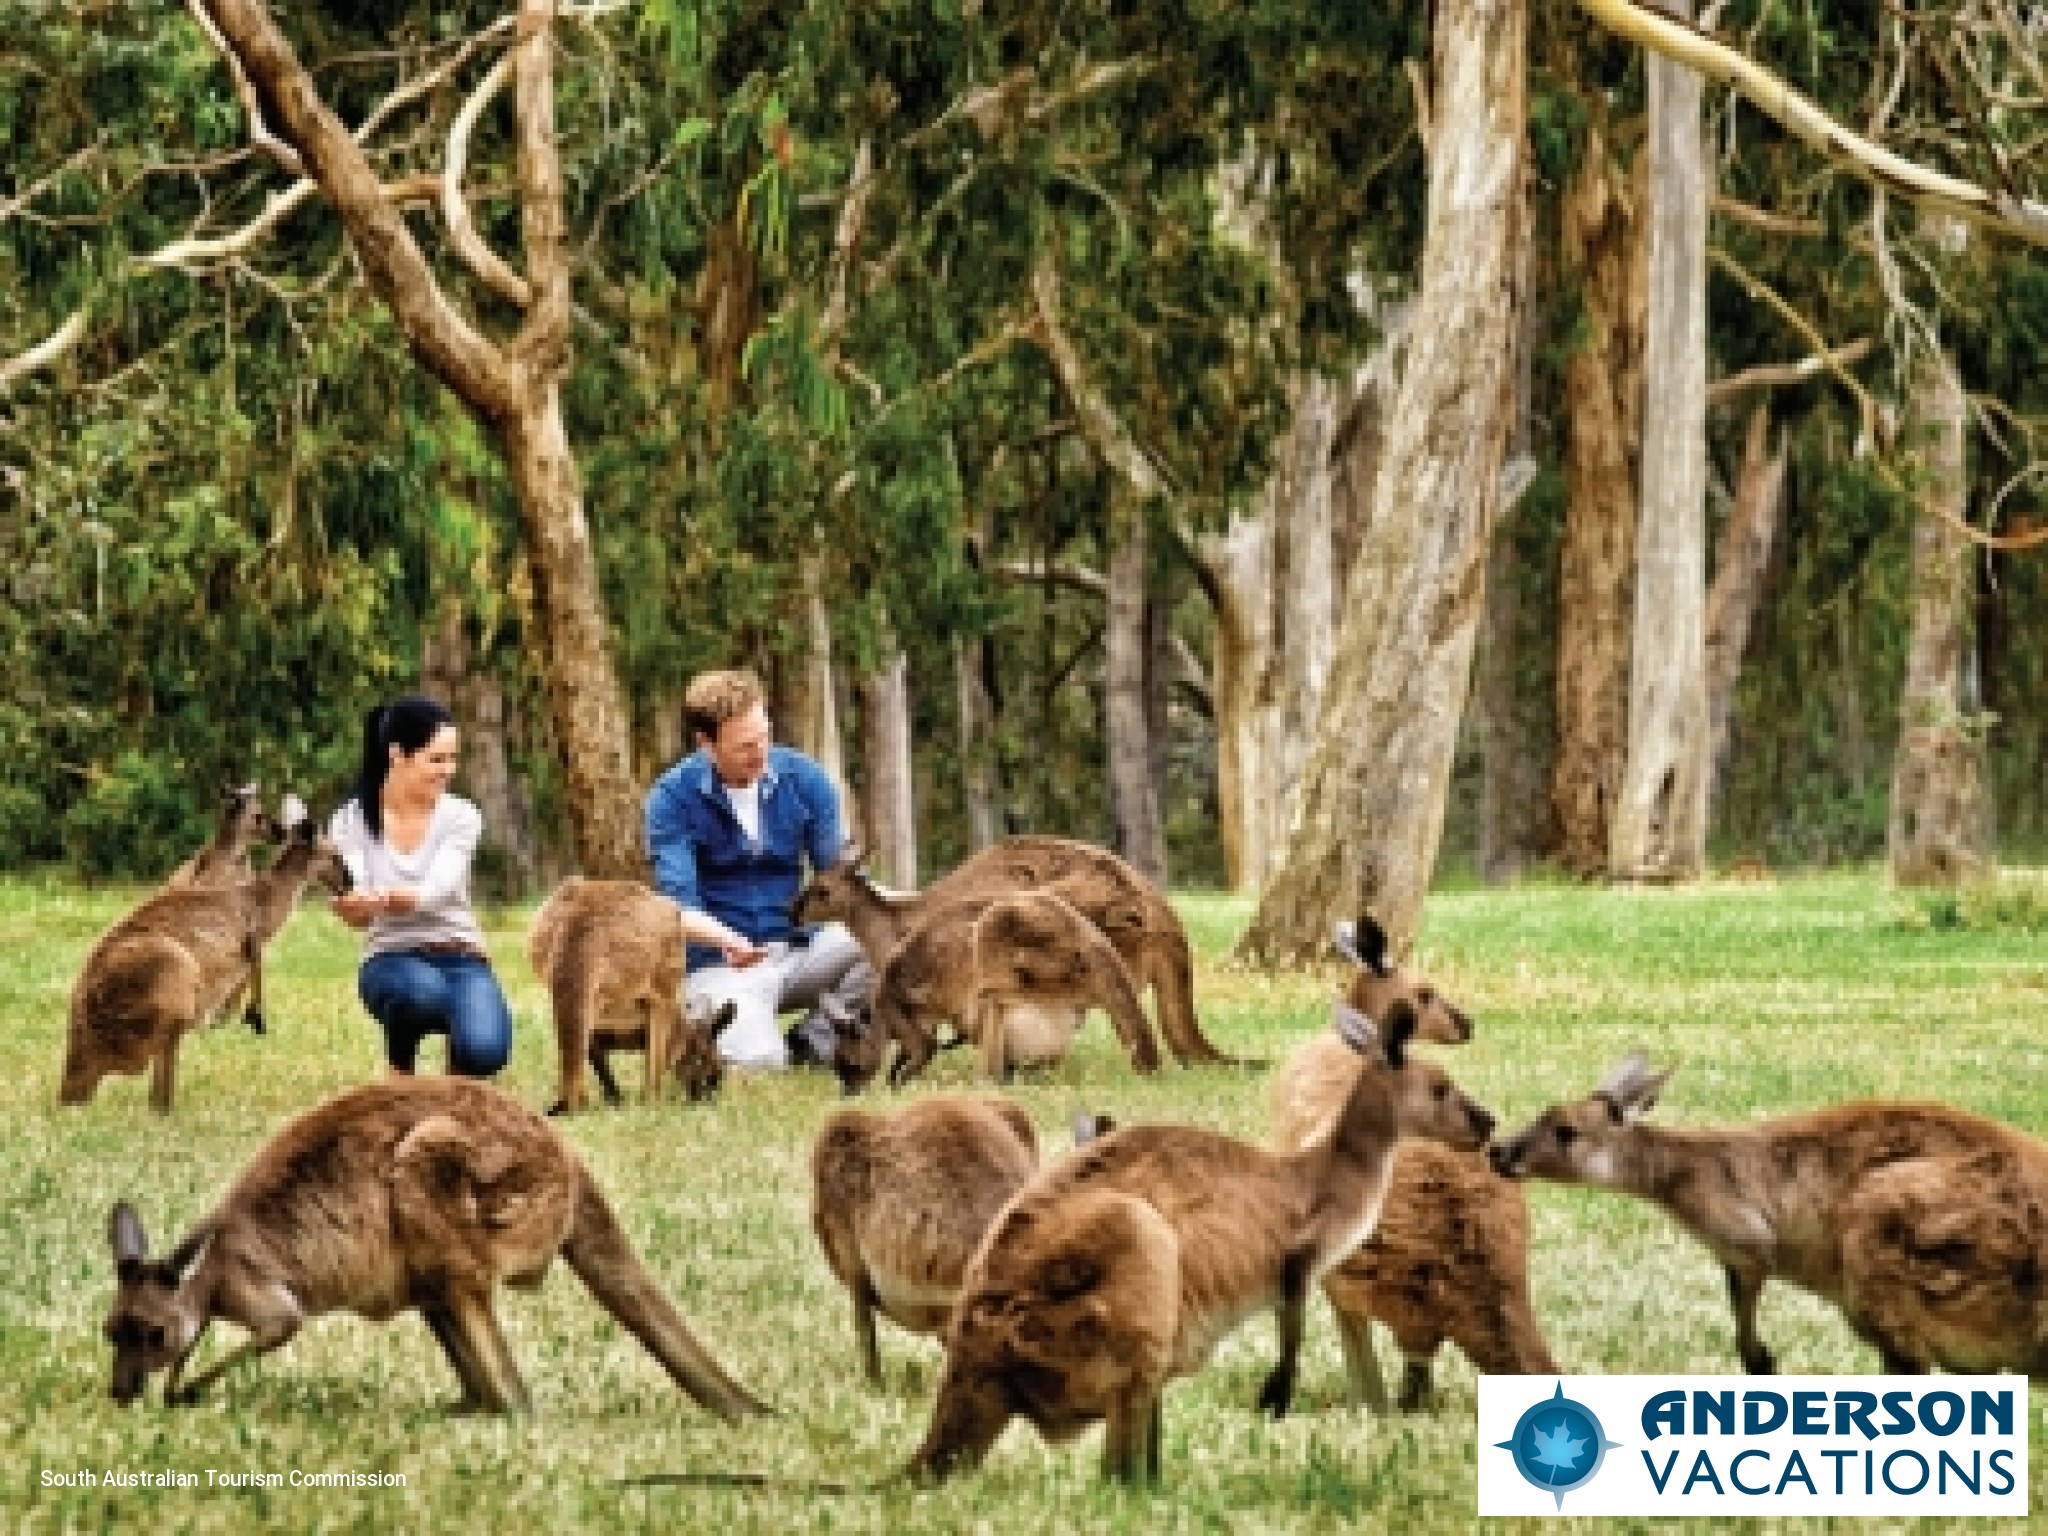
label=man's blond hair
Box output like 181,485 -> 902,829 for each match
684,668 -> 766,744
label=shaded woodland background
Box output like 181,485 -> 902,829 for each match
3,0 -> 2045,927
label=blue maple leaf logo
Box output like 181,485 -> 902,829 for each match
1528,1419 -> 1587,1476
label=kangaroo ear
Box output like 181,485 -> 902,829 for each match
165,1229 -> 213,1288
279,793 -> 309,831
1330,921 -> 1363,968
836,838 -> 865,871
1331,1000 -> 1378,1056
1071,1110 -> 1115,1146
1382,998 -> 1419,1068
109,1203 -> 147,1276
1355,913 -> 1393,978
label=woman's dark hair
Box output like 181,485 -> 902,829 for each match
354,694 -> 455,837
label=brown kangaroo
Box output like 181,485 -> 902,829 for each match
1270,937 -> 1552,1412
527,877 -> 737,1114
810,1095 -> 1039,1387
61,815 -> 351,1111
908,1000 -> 1497,1484
1492,1053 -> 2048,1377
168,784 -> 289,1034
101,1076 -> 768,1416
795,836 -> 1236,1071
1276,1040 -> 1553,1410
1330,913 -> 1473,1044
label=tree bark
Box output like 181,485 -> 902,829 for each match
1105,498 -> 1167,884
859,645 -> 917,888
786,553 -> 850,805
1237,0 -> 1526,960
1703,400 -> 1788,809
200,0 -> 646,877
1550,131 -> 1645,875
1888,330 -> 1989,885
1610,18 -> 1710,881
954,634 -> 1000,850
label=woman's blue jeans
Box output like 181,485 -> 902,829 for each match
357,950 -> 513,1078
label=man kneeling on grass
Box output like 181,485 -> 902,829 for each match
645,668 -> 872,1070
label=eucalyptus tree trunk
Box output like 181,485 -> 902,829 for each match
954,636 -> 1001,850
1105,499 -> 1168,884
787,553 -> 850,804
1888,334 -> 1989,885
202,0 -> 645,877
1551,132 -> 1646,875
1200,373 -> 1344,891
859,646 -> 917,887
1610,17 -> 1711,881
1703,400 -> 1788,807
1237,0 -> 1526,961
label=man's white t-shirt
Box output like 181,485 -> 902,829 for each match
726,779 -> 762,844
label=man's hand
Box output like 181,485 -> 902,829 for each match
722,938 -> 769,969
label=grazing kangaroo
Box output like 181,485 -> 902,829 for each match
1491,1053 -> 2048,1377
795,836 -> 1235,1071
1269,940 -> 1552,1412
168,784 -> 289,1034
908,1000 -> 1497,1484
790,855 -> 1165,1088
810,1095 -> 1039,1386
528,877 -> 738,1114
101,1077 -> 767,1416
60,815 -> 351,1112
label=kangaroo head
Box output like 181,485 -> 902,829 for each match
219,782 -> 284,850
1489,1052 -> 1676,1183
1333,913 -> 1472,1044
103,1203 -> 211,1405
671,999 -> 737,1103
828,997 -> 891,1096
277,815 -> 353,897
789,841 -> 874,927
1331,1000 -> 1495,1150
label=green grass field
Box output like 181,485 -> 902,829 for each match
3,870 -> 2044,1533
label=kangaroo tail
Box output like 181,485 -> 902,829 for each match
564,1166 -> 770,1418
1149,929 -> 1254,1067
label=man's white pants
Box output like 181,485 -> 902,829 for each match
687,921 -> 873,1070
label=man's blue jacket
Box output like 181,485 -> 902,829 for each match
644,745 -> 846,972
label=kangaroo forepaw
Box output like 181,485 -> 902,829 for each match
546,1100 -> 570,1118
243,1009 -> 266,1036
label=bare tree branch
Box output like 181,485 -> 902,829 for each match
1707,337 -> 1875,406
0,308 -> 89,395
1031,248 -> 1168,498
508,0 -> 570,365
1711,193 -> 1825,237
444,53 -> 532,307
1579,0 -> 2048,246
183,0 -> 306,178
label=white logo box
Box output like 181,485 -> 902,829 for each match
1478,1375 -> 2028,1517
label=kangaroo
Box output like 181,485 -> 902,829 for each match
60,814 -> 351,1111
907,1000 -> 1497,1484
528,877 -> 737,1114
1330,913 -> 1473,1045
1491,1053 -> 2048,1377
791,855 -> 1165,1088
810,1095 -> 1039,1387
167,784 -> 288,1033
876,888 -> 1162,1088
1269,937 -> 1550,1412
101,1076 -> 767,1416
795,835 -> 1236,1071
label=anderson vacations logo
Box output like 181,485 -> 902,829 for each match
1479,1376 -> 2028,1516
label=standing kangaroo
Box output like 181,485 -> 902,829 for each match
1268,923 -> 1552,1412
1492,1053 -> 2048,1377
527,877 -> 738,1114
908,1000 -> 1496,1484
102,1077 -> 767,1416
166,783 -> 287,1033
61,814 -> 350,1111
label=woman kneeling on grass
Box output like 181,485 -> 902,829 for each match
328,694 -> 513,1079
